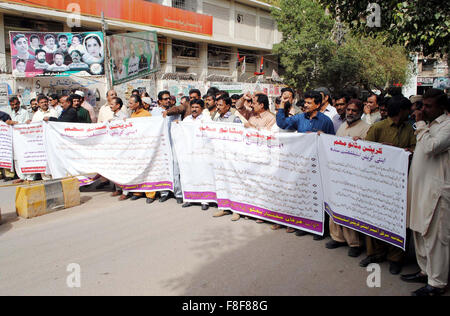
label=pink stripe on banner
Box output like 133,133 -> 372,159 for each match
119,181 -> 173,191
218,199 -> 323,233
78,175 -> 101,186
184,191 -> 218,201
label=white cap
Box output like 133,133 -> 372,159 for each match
74,90 -> 85,98
142,97 -> 152,105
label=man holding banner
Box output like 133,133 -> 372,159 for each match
360,95 -> 416,275
404,89 -> 450,296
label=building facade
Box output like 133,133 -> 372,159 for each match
0,0 -> 284,110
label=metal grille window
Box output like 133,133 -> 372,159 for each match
237,49 -> 256,64
172,0 -> 197,12
208,45 -> 231,69
172,39 -> 199,58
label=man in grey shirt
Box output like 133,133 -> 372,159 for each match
213,95 -> 242,123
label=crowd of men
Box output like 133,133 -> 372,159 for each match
0,85 -> 448,296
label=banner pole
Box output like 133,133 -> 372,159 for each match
101,12 -> 112,90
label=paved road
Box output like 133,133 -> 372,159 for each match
0,183 -> 446,296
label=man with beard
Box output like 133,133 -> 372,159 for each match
326,99 -> 370,257
47,52 -> 69,72
34,49 -> 49,70
203,94 -> 218,120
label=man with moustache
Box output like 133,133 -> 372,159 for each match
332,92 -> 350,132
45,95 -> 79,123
326,99 -> 370,257
98,90 -> 117,123
402,89 -> 450,296
32,95 -> 58,122
236,93 -> 276,131
163,89 -> 201,120
181,99 -> 211,211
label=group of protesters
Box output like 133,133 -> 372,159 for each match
0,84 -> 448,296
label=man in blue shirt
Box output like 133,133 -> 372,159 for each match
276,90 -> 335,135
276,90 -> 335,240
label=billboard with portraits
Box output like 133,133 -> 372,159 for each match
109,31 -> 160,85
10,31 -> 105,77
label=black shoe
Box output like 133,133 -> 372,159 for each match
348,247 -> 363,258
389,261 -> 403,275
96,181 -> 110,190
326,240 -> 346,249
313,234 -> 326,241
182,202 -> 193,208
130,195 -> 142,201
412,285 -> 446,296
359,255 -> 384,267
159,195 -> 171,203
176,198 -> 183,204
401,272 -> 428,284
295,230 -> 308,237
201,204 -> 209,211
146,198 -> 156,204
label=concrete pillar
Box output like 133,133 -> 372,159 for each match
256,8 -> 260,42
197,0 -> 203,14
199,42 -> 208,81
230,46 -> 238,82
0,13 -> 7,73
230,0 -> 235,39
165,37 -> 173,73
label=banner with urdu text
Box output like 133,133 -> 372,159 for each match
44,117 -> 173,192
13,122 -> 48,174
0,122 -> 13,170
172,121 -> 325,235
318,134 -> 410,250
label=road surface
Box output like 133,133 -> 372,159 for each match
0,182 -> 445,296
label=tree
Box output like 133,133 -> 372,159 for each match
318,0 -> 449,57
272,0 -> 411,93
272,0 -> 336,91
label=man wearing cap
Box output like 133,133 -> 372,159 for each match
75,90 -> 97,123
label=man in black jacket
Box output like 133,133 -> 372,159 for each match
44,95 -> 78,122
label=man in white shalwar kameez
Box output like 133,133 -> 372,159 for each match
403,88 -> 450,296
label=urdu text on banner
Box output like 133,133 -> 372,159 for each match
44,117 -> 174,192
318,134 -> 410,250
172,121 -> 325,235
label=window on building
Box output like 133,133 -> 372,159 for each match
172,39 -> 199,58
158,37 -> 167,63
172,0 -> 197,12
208,45 -> 231,69
422,59 -> 436,72
237,49 -> 256,64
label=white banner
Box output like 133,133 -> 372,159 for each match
13,122 -> 47,174
173,121 -> 324,235
318,134 -> 410,250
0,121 -> 13,170
44,117 -> 174,192
171,122 -> 217,203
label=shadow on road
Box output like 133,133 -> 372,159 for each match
0,211 -> 19,237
